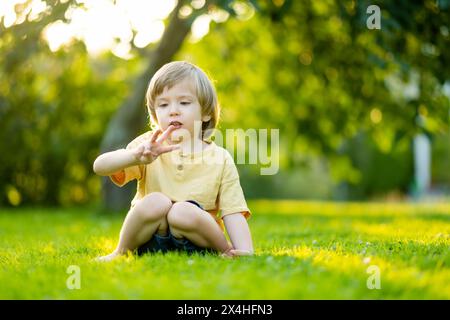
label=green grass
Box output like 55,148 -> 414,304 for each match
0,200 -> 449,299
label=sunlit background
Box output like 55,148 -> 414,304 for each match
0,0 -> 449,208
0,0 -> 235,57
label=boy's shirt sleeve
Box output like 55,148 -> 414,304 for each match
218,151 -> 252,220
109,132 -> 150,187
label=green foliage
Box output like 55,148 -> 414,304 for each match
183,0 -> 449,153
341,132 -> 414,199
432,132 -> 450,184
0,2 -> 143,206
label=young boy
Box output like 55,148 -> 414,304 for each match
93,61 -> 253,261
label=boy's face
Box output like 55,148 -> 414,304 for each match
154,78 -> 211,144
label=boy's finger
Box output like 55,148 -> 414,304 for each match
155,125 -> 175,144
159,144 -> 180,154
150,129 -> 162,143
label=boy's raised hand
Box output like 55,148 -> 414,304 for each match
131,125 -> 180,164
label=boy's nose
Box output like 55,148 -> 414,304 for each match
169,109 -> 180,116
169,103 -> 180,115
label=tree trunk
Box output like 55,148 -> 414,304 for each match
99,0 -> 197,211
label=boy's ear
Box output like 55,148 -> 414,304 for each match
202,114 -> 212,122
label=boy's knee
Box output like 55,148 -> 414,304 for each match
134,192 -> 172,222
167,202 -> 199,231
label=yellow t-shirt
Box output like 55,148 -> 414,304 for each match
110,131 -> 251,231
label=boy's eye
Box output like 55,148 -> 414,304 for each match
158,103 -> 168,107
181,101 -> 191,105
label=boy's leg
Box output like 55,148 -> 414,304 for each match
97,192 -> 172,261
167,202 -> 231,253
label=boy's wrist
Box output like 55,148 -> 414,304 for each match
128,147 -> 154,166
127,148 -> 141,166
126,148 -> 141,165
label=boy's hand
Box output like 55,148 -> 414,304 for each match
131,125 -> 180,164
230,249 -> 253,256
220,248 -> 253,259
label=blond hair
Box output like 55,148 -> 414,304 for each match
146,61 -> 220,139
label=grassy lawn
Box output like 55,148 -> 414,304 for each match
0,200 -> 449,299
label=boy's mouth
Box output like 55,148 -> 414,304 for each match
169,121 -> 183,129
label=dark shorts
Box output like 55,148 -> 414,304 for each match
136,200 -> 215,256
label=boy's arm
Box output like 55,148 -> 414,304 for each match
93,149 -> 139,176
223,213 -> 254,255
93,125 -> 180,176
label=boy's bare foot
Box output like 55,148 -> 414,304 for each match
93,251 -> 122,262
